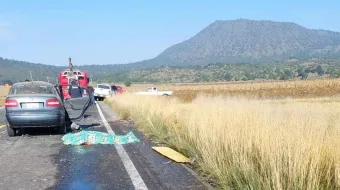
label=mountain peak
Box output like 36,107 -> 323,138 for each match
156,19 -> 340,65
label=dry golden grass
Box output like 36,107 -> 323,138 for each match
125,79 -> 340,102
107,87 -> 340,189
0,86 -> 10,106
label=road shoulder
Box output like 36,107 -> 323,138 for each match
98,101 -> 212,190
49,104 -> 136,190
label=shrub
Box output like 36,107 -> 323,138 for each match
124,81 -> 132,87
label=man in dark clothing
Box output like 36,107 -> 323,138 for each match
111,85 -> 117,91
88,85 -> 95,105
111,85 -> 117,96
67,79 -> 84,130
68,80 -> 82,98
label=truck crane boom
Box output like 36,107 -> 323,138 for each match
58,57 -> 90,99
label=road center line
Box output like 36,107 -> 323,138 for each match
95,102 -> 148,190
0,125 -> 5,129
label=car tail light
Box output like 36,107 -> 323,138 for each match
5,99 -> 18,108
46,98 -> 60,107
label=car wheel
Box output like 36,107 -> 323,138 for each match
16,128 -> 23,136
58,122 -> 67,134
6,125 -> 16,137
66,120 -> 72,132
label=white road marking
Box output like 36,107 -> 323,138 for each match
95,102 -> 148,190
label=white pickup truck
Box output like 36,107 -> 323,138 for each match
94,84 -> 113,101
136,87 -> 173,96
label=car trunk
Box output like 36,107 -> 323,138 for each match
5,94 -> 62,112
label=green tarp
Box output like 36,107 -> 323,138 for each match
62,130 -> 140,145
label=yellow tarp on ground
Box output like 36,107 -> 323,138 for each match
152,146 -> 191,163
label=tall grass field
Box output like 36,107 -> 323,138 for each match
0,86 -> 10,106
124,79 -> 340,102
107,79 -> 340,189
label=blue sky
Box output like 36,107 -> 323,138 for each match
0,0 -> 339,66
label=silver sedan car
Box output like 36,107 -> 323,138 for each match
5,81 -> 67,136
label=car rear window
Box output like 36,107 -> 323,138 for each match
9,84 -> 55,95
98,85 -> 110,89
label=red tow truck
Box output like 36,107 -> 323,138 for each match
58,58 -> 89,99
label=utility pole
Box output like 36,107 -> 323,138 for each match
69,57 -> 73,72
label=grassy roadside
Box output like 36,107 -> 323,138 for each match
0,86 -> 10,106
106,94 -> 340,189
124,79 -> 340,102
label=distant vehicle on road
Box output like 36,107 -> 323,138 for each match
111,85 -> 125,94
136,87 -> 173,96
94,84 -> 112,101
4,81 -> 68,136
116,85 -> 125,94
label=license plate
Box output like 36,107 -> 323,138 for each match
25,103 -> 40,109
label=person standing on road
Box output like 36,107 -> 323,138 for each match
68,79 -> 82,98
111,84 -> 117,96
88,85 -> 95,105
66,79 -> 82,130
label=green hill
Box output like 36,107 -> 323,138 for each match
155,19 -> 340,66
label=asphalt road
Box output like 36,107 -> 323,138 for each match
0,102 -> 210,190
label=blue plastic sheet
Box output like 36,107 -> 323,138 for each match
62,130 -> 140,145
